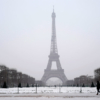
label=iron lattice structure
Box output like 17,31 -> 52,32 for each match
50,9 -> 58,53
41,9 -> 67,86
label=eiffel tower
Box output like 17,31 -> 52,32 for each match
41,8 -> 67,85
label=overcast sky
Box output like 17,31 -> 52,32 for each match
0,0 -> 100,80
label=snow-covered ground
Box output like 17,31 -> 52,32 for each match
0,97 -> 100,100
0,87 -> 100,99
0,87 -> 97,94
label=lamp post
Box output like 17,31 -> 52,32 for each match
17,75 -> 20,94
80,77 -> 82,93
59,84 -> 61,93
34,83 -> 38,93
87,75 -> 88,87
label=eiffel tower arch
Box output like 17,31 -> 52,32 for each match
41,8 -> 67,85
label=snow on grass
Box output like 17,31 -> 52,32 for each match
0,97 -> 99,100
0,87 -> 97,94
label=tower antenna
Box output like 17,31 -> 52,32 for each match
53,5 -> 54,12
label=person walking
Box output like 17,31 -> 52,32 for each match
96,81 -> 100,95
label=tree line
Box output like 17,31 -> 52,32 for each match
94,68 -> 100,82
0,65 -> 35,88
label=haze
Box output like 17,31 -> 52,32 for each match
0,0 -> 100,80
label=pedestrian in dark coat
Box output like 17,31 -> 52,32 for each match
96,81 -> 100,95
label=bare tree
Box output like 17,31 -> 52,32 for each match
0,65 -> 35,87
94,68 -> 100,81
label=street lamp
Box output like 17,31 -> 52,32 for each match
87,75 -> 88,87
34,83 -> 38,93
59,84 -> 61,93
17,75 -> 20,94
80,77 -> 82,93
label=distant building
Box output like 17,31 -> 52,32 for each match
74,77 -> 80,86
35,80 -> 45,86
74,75 -> 94,87
67,80 -> 74,86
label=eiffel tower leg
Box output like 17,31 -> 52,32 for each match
56,59 -> 62,70
46,59 -> 52,70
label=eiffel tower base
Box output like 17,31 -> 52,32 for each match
41,69 -> 67,86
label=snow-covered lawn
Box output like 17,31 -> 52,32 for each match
0,97 -> 100,100
0,87 -> 100,99
0,93 -> 100,100
0,87 -> 97,94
